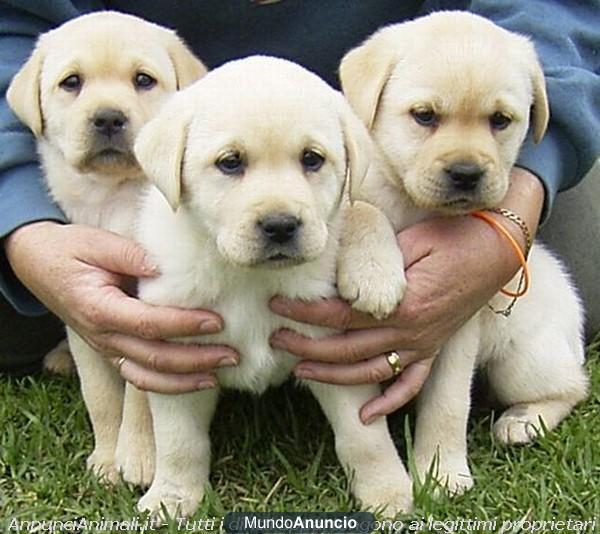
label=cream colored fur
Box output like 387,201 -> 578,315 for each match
340,11 -> 589,494
133,56 -> 411,517
7,11 -> 206,487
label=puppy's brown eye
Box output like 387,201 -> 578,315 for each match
134,73 -> 157,90
411,108 -> 438,127
216,152 -> 245,175
490,112 -> 512,130
301,149 -> 325,172
59,74 -> 82,92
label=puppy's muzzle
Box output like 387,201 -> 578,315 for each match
445,161 -> 484,192
85,108 -> 136,169
257,213 -> 302,245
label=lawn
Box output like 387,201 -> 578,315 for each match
1,337 -> 598,533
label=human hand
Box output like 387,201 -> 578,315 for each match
5,222 -> 238,393
270,168 -> 543,423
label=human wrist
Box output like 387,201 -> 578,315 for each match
497,168 -> 544,235
475,168 -> 543,258
4,221 -> 63,266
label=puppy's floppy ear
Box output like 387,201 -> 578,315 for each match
339,28 -> 397,130
134,97 -> 191,210
517,38 -> 549,143
530,59 -> 550,143
166,34 -> 207,89
337,96 -> 374,201
7,46 -> 45,137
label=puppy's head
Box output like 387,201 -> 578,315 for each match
340,11 -> 549,214
135,56 -> 371,268
7,11 -> 205,179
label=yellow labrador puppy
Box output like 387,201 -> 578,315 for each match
7,11 -> 206,486
340,11 -> 589,493
133,56 -> 411,517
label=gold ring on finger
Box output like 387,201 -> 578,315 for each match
385,351 -> 404,376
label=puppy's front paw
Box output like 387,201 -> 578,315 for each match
115,446 -> 155,488
138,481 -> 203,519
115,384 -> 156,486
338,253 -> 406,320
86,450 -> 119,485
416,454 -> 473,496
354,479 -> 413,517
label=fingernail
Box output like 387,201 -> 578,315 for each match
269,331 -> 287,348
217,357 -> 238,368
294,366 -> 313,379
270,297 -> 291,315
197,379 -> 216,390
362,413 -> 380,426
199,319 -> 222,334
142,255 -> 160,275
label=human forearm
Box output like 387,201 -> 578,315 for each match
0,166 -> 67,314
470,167 -> 544,284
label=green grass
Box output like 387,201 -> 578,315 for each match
1,338 -> 599,533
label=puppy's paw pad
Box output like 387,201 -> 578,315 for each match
494,411 -> 543,445
86,452 -> 119,485
43,340 -> 75,376
138,484 -> 202,519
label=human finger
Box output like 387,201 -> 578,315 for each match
86,286 -> 224,339
359,357 -> 436,424
81,229 -> 159,278
271,326 -> 404,363
101,333 -> 238,373
294,351 -> 414,385
269,296 -> 383,330
116,357 -> 218,394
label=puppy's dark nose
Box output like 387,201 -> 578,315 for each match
257,214 -> 301,244
445,162 -> 483,191
92,109 -> 127,137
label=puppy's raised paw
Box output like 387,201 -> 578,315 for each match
338,201 -> 406,320
338,252 -> 406,320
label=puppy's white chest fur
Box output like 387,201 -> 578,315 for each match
137,187 -> 337,393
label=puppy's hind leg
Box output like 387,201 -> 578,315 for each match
488,329 -> 589,445
115,383 -> 155,487
67,328 -> 124,484
306,381 -> 413,516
